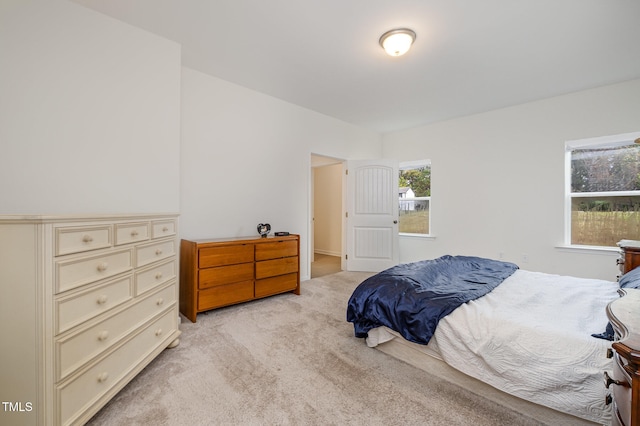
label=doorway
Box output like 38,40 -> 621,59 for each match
310,154 -> 344,278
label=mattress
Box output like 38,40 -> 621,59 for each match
366,269 -> 619,424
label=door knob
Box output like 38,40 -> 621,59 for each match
393,220 -> 398,224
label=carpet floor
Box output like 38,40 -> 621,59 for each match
87,271 -> 582,425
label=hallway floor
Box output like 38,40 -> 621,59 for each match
311,254 -> 341,278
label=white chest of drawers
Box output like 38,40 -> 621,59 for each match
0,214 -> 181,426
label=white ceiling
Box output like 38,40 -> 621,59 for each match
72,0 -> 640,134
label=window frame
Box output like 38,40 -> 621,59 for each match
564,131 -> 640,248
399,159 -> 432,238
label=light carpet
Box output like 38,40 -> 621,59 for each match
87,271 -> 583,425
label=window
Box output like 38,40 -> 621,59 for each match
566,132 -> 640,247
399,160 -> 431,236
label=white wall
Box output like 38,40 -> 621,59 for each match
0,0 -> 181,214
313,163 -> 343,256
382,79 -> 640,280
180,67 -> 381,280
6,0 -> 635,282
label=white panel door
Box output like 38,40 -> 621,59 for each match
346,159 -> 399,272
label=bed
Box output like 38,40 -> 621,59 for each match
346,255 -> 635,425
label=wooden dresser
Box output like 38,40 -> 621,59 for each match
606,288 -> 640,426
180,234 -> 300,322
0,214 -> 181,426
618,240 -> 640,275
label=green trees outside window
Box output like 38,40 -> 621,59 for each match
399,164 -> 431,235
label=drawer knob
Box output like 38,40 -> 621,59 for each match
156,298 -> 164,306
131,230 -> 139,237
155,249 -> 163,256
97,262 -> 108,272
155,272 -> 163,280
97,295 -> 108,305
162,226 -> 169,232
97,372 -> 109,383
97,330 -> 109,341
155,328 -> 163,336
604,371 -> 628,388
82,235 -> 94,243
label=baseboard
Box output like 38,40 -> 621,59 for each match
314,249 -> 341,257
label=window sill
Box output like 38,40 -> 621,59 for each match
399,233 -> 436,240
555,245 -> 619,255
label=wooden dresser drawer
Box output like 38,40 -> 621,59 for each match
256,256 -> 298,279
256,272 -> 298,298
255,240 -> 297,261
56,275 -> 133,334
56,249 -> 133,293
57,309 -> 177,426
198,280 -> 254,310
607,289 -> 640,426
151,219 -> 176,239
115,222 -> 149,246
56,225 -> 112,256
56,284 -> 176,381
199,263 -> 254,289
613,352 -> 632,425
135,259 -> 177,295
135,239 -> 176,267
199,244 -> 254,268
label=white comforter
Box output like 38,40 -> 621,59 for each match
433,269 -> 619,424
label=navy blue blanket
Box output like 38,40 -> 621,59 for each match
346,255 -> 519,345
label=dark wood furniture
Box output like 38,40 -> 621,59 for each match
180,234 -> 300,322
606,288 -> 640,426
618,242 -> 640,275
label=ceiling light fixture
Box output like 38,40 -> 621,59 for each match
379,28 -> 416,57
